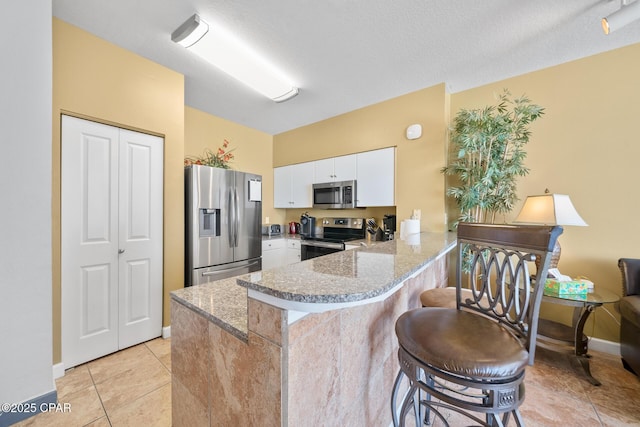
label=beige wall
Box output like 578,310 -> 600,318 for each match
184,106 -> 275,223
52,15 -> 638,355
52,18 -> 185,363
451,42 -> 640,342
273,84 -> 448,232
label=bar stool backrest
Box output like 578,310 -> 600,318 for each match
456,222 -> 563,365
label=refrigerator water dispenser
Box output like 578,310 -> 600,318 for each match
199,208 -> 220,237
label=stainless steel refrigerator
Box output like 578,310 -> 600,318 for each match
185,165 -> 262,286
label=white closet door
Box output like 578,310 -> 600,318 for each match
117,128 -> 163,348
62,116 -> 120,368
62,116 -> 163,368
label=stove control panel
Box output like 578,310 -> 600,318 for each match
321,217 -> 363,229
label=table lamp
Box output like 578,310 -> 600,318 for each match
513,190 -> 587,270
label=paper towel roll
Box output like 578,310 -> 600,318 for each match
402,219 -> 420,237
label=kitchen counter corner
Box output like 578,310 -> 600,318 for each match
238,231 -> 456,312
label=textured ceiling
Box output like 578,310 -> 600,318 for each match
53,0 -> 640,135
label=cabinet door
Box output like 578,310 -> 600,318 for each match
314,155 -> 356,183
333,154 -> 356,182
285,239 -> 301,264
356,147 -> 395,207
262,239 -> 285,270
273,166 -> 291,208
290,162 -> 314,207
314,158 -> 335,182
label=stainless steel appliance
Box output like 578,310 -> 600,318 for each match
262,224 -> 282,236
301,217 -> 365,260
300,213 -> 316,237
185,165 -> 262,286
383,214 -> 396,241
312,180 -> 357,209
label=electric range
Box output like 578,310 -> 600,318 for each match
300,217 -> 365,261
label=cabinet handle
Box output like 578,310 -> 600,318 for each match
118,249 -> 125,254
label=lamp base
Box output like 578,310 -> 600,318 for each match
535,239 -> 561,274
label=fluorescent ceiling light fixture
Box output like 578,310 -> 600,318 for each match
602,0 -> 640,35
171,14 -> 299,102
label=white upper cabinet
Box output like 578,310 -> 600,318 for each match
274,162 -> 314,208
273,166 -> 290,208
356,147 -> 395,207
314,154 -> 356,183
274,148 -> 395,209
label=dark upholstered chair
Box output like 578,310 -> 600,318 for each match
391,223 -> 562,427
617,258 -> 640,376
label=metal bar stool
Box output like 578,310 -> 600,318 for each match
391,223 -> 562,426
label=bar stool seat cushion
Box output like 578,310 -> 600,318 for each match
419,287 -> 470,308
396,307 -> 529,379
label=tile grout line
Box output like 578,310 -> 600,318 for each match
86,363 -> 113,427
144,339 -> 172,375
95,342 -> 171,424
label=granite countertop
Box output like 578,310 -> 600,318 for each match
261,233 -> 302,241
239,232 -> 456,311
171,276 -> 251,340
172,231 -> 456,340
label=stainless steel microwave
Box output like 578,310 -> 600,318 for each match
312,180 -> 357,209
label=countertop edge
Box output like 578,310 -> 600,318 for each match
170,293 -> 249,341
238,235 -> 456,310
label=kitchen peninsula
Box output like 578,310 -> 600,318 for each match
171,231 -> 456,426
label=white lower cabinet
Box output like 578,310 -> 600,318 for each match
262,238 -> 301,270
262,239 -> 285,270
286,239 -> 301,264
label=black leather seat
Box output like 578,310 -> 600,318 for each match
391,223 -> 562,427
617,258 -> 640,376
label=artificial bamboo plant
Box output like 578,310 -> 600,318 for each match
443,90 -> 544,225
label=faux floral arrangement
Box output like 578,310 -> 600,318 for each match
184,139 -> 235,169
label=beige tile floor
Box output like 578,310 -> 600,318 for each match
15,337 -> 171,427
14,338 -> 640,426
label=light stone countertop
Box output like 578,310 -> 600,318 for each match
261,233 -> 302,241
239,232 -> 456,312
171,276 -> 250,340
171,231 -> 456,340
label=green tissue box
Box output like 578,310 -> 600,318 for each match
544,279 -> 588,295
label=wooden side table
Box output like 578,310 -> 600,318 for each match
536,287 -> 619,386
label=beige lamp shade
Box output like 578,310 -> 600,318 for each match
513,194 -> 587,226
513,193 -> 587,271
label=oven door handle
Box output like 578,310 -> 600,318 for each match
301,241 -> 344,250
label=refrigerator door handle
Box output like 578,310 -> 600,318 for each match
229,189 -> 235,247
201,259 -> 260,277
234,187 -> 240,247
